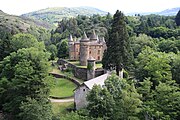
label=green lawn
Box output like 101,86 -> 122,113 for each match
51,102 -> 74,116
50,78 -> 77,97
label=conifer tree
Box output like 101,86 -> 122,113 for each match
102,10 -> 133,76
175,10 -> 180,26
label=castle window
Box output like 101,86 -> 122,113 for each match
99,46 -> 101,48
89,51 -> 91,54
98,50 -> 100,54
98,56 -> 100,60
83,89 -> 85,91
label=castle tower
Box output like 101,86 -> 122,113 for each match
90,29 -> 97,41
87,56 -> 96,80
68,34 -> 74,60
80,32 -> 89,66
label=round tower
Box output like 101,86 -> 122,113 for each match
87,56 -> 96,80
68,34 -> 74,60
80,32 -> 89,66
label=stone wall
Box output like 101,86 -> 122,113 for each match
95,68 -> 106,77
57,59 -> 105,81
57,59 -> 87,80
73,67 -> 87,80
50,72 -> 81,86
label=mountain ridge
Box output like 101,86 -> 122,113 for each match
127,7 -> 180,16
21,7 -> 108,24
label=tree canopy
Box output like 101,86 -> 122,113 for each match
0,47 -> 52,119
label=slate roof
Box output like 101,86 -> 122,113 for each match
80,32 -> 89,41
84,73 -> 110,89
90,29 -> 97,40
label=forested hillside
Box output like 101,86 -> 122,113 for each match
0,10 -> 51,60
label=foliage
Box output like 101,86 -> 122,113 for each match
54,14 -> 112,40
0,47 -> 52,119
102,10 -> 133,75
87,74 -> 142,120
148,27 -> 180,39
138,79 -> 180,119
46,44 -> 58,60
11,33 -> 45,52
131,34 -> 156,58
0,30 -> 12,61
171,55 -> 180,84
57,39 -> 68,58
19,97 -> 52,120
158,38 -> 180,53
135,47 -> 172,88
87,85 -> 115,119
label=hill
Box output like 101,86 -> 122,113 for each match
127,7 -> 180,16
0,10 -> 53,32
158,7 -> 180,16
21,6 -> 108,24
0,10 -> 51,41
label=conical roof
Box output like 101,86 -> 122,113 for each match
88,56 -> 96,61
80,32 -> 89,42
102,37 -> 105,42
69,34 -> 73,42
90,29 -> 97,41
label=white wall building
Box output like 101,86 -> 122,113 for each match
74,73 -> 110,110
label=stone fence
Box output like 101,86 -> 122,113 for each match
57,59 -> 105,81
50,72 -> 81,86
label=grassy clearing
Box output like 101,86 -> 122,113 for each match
50,78 -> 77,97
51,102 -> 74,116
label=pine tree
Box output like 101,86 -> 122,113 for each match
175,10 -> 180,26
102,10 -> 133,76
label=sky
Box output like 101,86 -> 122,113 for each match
0,0 -> 179,15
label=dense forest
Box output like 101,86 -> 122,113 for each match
0,9 -> 180,120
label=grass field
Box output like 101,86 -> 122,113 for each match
50,78 -> 77,97
51,102 -> 74,116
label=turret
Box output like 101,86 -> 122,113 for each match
101,37 -> 105,43
68,34 -> 74,60
90,29 -> 97,41
80,32 -> 89,66
87,56 -> 96,80
68,34 -> 74,45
